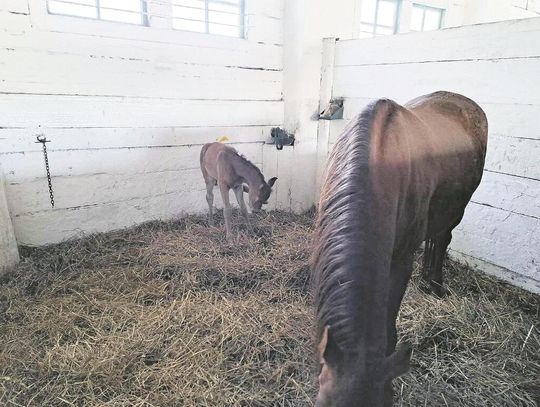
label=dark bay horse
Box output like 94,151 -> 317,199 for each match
200,142 -> 277,240
312,91 -> 488,406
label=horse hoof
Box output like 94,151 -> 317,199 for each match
434,286 -> 450,298
419,281 -> 450,298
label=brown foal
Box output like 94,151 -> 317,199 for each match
200,142 -> 277,240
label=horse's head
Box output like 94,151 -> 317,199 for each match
244,177 -> 277,212
315,326 -> 411,407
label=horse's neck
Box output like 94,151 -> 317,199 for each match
316,191 -> 398,355
234,155 -> 263,187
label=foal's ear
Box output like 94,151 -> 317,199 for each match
267,177 -> 278,188
243,185 -> 249,193
385,343 -> 412,379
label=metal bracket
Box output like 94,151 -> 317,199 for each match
270,127 -> 295,150
318,98 -> 344,120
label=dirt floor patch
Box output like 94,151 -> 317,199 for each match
0,211 -> 538,406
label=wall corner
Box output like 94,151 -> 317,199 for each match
0,164 -> 20,277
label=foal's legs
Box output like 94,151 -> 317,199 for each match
206,181 -> 215,226
219,182 -> 233,241
233,185 -> 251,232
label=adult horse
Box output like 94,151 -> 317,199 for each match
312,91 -> 488,406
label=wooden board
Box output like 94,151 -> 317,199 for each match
3,142 -> 263,182
452,202 -> 540,281
333,58 -> 540,105
0,95 -> 284,128
0,126 -> 273,153
335,18 -> 540,66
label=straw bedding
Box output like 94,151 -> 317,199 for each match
0,210 -> 538,406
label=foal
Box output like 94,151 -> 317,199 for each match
200,142 -> 277,240
312,91 -> 488,406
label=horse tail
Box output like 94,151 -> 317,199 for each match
200,143 -> 210,170
422,238 -> 436,278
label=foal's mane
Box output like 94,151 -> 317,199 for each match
234,149 -> 264,180
312,100 -> 383,351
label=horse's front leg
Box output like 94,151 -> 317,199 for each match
233,185 -> 252,233
384,253 -> 414,406
219,182 -> 233,241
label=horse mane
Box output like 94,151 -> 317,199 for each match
312,100 -> 384,352
234,150 -> 264,180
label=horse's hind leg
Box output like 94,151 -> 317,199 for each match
233,185 -> 251,232
205,181 -> 216,226
422,229 -> 453,297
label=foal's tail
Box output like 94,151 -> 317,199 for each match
422,231 -> 453,297
200,144 -> 207,163
200,143 -> 211,172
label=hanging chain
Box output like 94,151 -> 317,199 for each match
35,134 -> 55,208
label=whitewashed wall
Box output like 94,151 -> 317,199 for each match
461,0 -> 540,25
0,0 -> 284,245
318,18 -> 540,293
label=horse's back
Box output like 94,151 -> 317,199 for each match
201,142 -> 244,186
201,142 -> 236,171
404,91 -> 488,239
386,91 -> 488,189
364,91 -> 488,248
406,91 -> 487,150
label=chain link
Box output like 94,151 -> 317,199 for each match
36,135 -> 55,208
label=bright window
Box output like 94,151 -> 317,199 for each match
410,4 -> 445,31
47,0 -> 148,25
359,0 -> 402,37
172,0 -> 245,38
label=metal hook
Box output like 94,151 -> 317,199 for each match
35,134 -> 50,144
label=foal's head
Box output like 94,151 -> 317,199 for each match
245,177 -> 277,212
315,326 -> 411,407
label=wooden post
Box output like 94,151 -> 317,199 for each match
315,37 -> 338,199
0,164 -> 19,277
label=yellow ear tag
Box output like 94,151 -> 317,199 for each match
217,136 -> 230,143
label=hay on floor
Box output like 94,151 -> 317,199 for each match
0,210 -> 538,406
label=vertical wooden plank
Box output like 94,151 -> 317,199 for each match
315,37 -> 338,198
262,142 -> 279,211
274,146 -> 294,210
146,0 -> 172,29
0,164 -> 19,275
